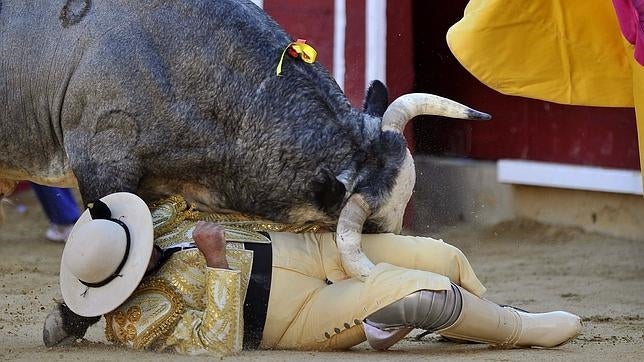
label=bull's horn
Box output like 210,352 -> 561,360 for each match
381,93 -> 491,134
336,193 -> 375,281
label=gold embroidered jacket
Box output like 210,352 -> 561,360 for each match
104,196 -> 320,356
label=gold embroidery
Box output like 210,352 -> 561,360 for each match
149,195 -> 191,238
128,306 -> 142,323
159,251 -> 206,309
150,194 -> 325,235
224,249 -> 253,304
198,269 -> 243,354
191,210 -> 324,233
162,269 -> 244,355
154,221 -> 194,249
155,221 -> 272,249
106,306 -> 142,344
114,310 -> 127,327
157,248 -> 252,310
118,324 -> 137,343
105,278 -> 186,349
105,314 -> 117,343
114,306 -> 141,343
134,278 -> 187,349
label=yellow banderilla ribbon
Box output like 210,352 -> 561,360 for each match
276,39 -> 318,76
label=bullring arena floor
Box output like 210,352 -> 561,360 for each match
1,189 -> 642,361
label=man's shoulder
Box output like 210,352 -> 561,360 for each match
105,278 -> 185,349
149,195 -> 195,239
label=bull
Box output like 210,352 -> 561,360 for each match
0,0 -> 489,280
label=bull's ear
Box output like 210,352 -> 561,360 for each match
363,80 -> 389,117
310,171 -> 349,214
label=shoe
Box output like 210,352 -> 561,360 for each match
45,224 -> 74,242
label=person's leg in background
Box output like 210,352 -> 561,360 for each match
31,184 -> 81,242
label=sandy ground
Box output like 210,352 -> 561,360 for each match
1,189 -> 643,361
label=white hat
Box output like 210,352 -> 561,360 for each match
60,192 -> 154,317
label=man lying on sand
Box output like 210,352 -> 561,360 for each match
43,193 -> 582,355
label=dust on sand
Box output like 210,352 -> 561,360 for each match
1,190 -> 642,361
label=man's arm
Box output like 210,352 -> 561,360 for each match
193,221 -> 230,269
164,222 -> 244,355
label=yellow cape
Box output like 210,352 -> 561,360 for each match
447,0 -> 644,177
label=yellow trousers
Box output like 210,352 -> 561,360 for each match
261,232 -> 486,350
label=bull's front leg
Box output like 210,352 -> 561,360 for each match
65,110 -> 144,204
72,156 -> 142,205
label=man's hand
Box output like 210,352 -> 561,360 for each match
192,221 -> 229,269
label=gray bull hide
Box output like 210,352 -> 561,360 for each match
0,0 -> 489,280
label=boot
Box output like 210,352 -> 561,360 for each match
437,286 -> 582,348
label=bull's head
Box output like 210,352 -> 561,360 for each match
336,81 -> 490,281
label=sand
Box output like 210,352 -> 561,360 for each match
1,190 -> 642,361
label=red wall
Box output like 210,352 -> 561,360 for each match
386,0 -> 414,100
344,0 -> 366,106
412,1 -> 640,170
386,0 -> 415,150
265,0 -> 371,106
263,0 -> 416,109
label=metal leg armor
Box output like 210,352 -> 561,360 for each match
364,284 -> 462,350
